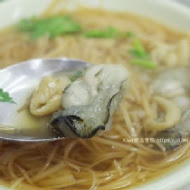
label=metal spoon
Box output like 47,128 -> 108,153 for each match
0,58 -> 89,142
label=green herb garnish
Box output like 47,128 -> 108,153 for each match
129,39 -> 149,58
84,26 -> 119,38
71,70 -> 84,81
0,88 -> 15,104
130,59 -> 157,69
17,15 -> 82,39
129,39 -> 157,69
125,31 -> 135,38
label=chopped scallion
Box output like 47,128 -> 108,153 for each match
17,15 -> 82,39
130,59 -> 157,69
84,26 -> 119,38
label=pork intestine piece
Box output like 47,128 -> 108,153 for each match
30,76 -> 71,116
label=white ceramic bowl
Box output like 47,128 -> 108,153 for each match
0,0 -> 190,190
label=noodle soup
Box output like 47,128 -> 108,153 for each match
0,1 -> 190,190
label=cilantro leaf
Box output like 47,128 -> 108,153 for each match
0,88 -> 15,104
17,15 -> 82,39
70,70 -> 84,81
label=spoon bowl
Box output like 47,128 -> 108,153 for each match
0,58 -> 90,142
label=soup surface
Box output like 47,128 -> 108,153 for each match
0,2 -> 190,190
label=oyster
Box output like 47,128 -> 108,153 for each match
155,110 -> 190,150
49,64 -> 129,138
151,67 -> 190,150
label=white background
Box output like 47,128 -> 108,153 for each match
173,1 -> 190,190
